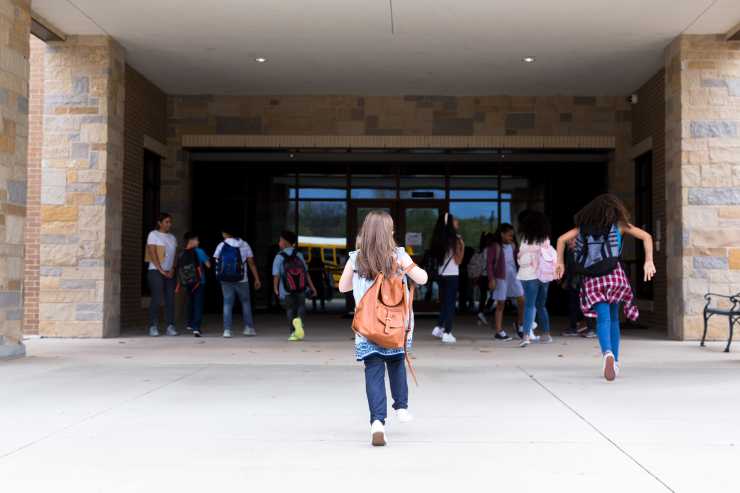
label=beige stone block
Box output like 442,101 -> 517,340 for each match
39,302 -> 75,321
40,244 -> 78,266
718,207 -> 740,219
39,290 -> 96,303
40,276 -> 60,289
41,205 -> 78,222
78,205 -> 105,230
701,164 -> 732,186
709,148 -> 740,164
730,249 -> 740,270
5,214 -> 23,244
41,221 -> 77,235
691,228 -> 740,248
681,166 -> 701,186
60,267 -> 105,280
80,123 -> 107,144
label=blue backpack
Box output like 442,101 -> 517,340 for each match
574,225 -> 621,277
216,242 -> 244,282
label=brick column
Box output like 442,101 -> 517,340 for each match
0,0 -> 30,358
39,36 -> 125,337
665,35 -> 740,340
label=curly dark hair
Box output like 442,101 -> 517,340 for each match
519,211 -> 550,244
574,193 -> 631,234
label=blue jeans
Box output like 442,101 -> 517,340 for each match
364,354 -> 408,424
595,302 -> 621,360
147,270 -> 176,328
437,275 -> 459,333
522,279 -> 550,333
221,281 -> 254,330
185,284 -> 205,330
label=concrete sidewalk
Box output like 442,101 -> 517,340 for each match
1,314 -> 739,492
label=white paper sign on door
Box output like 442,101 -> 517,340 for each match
405,232 -> 422,247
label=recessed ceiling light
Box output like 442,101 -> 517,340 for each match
255,57 -> 268,63
522,56 -> 536,63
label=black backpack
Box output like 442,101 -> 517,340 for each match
574,225 -> 621,277
177,249 -> 201,292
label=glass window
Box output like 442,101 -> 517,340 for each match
399,175 -> 444,199
501,176 -> 541,227
449,202 -> 499,246
273,174 -> 297,200
298,174 -> 347,199
403,207 -> 439,253
351,175 -> 396,199
286,201 -> 297,231
298,201 -> 347,239
449,176 -> 499,199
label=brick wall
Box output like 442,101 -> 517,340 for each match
121,65 -> 167,330
22,35 -> 44,335
631,70 -> 667,331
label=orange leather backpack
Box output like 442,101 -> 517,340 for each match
352,263 -> 418,383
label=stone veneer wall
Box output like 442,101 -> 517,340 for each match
0,0 -> 30,357
665,35 -> 740,340
631,70 -> 667,331
38,36 -> 125,337
121,65 -> 167,330
165,95 -> 635,238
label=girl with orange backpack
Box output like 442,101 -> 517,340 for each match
338,210 -> 428,447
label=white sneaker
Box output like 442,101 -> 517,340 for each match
539,334 -> 553,344
519,336 -> 530,348
243,326 -> 257,337
476,312 -> 488,326
223,329 -> 232,338
371,420 -> 386,446
148,326 -> 159,337
185,326 -> 194,332
529,329 -> 540,342
432,326 -> 444,338
395,408 -> 414,423
441,332 -> 457,344
165,325 -> 178,336
614,361 -> 621,377
603,352 -> 616,381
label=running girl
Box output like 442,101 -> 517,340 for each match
487,223 -> 526,341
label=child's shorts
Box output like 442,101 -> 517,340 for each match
491,277 -> 524,301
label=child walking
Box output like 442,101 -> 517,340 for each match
555,193 -> 655,381
338,211 -> 428,446
272,230 -> 317,341
517,211 -> 555,347
179,232 -> 210,337
430,213 -> 465,344
486,223 -> 526,341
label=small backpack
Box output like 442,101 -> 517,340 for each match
574,225 -> 621,277
177,249 -> 201,292
536,244 -> 558,283
467,251 -> 486,279
216,242 -> 244,282
280,251 -> 307,293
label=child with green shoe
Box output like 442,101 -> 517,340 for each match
272,230 -> 317,340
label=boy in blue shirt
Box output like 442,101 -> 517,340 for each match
272,230 -> 316,341
180,232 -> 210,337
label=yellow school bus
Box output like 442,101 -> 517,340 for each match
297,236 -> 347,288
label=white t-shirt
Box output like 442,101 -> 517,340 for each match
438,250 -> 460,276
213,238 -> 254,282
146,230 -> 177,271
517,239 -> 549,281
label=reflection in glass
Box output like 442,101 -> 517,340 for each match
351,175 -> 396,199
298,201 -> 347,238
399,175 -> 444,199
449,176 -> 499,199
298,174 -> 347,199
449,202 -> 499,246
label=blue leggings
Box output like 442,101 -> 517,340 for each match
595,302 -> 621,361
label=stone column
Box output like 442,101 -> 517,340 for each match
39,36 -> 125,337
0,0 -> 30,358
665,35 -> 740,340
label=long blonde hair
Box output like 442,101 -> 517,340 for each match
356,210 -> 397,279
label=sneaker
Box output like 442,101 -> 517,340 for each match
193,330 -> 201,338
148,326 -> 159,337
494,331 -> 512,342
395,408 -> 414,423
185,326 -> 194,332
165,325 -> 178,337
292,318 -> 305,340
562,328 -> 580,337
603,352 -> 616,381
441,332 -> 457,344
223,329 -> 232,338
476,312 -> 488,326
515,321 -> 537,339
288,333 -> 300,341
243,326 -> 257,337
539,334 -> 553,344
519,336 -> 530,348
529,329 -> 540,342
371,420 -> 386,446
582,330 -> 597,339
432,326 -> 444,338
614,361 -> 621,377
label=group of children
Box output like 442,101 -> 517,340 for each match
340,194 -> 655,445
145,216 -> 316,341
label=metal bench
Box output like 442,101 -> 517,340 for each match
701,293 -> 740,353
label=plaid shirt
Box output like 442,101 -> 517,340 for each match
580,264 -> 639,321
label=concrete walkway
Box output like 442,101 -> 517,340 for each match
2,314 -> 739,492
